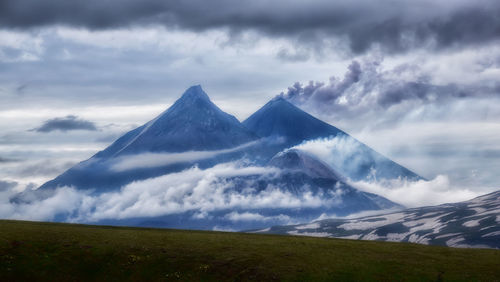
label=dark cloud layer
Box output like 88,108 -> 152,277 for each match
281,60 -> 500,126
32,115 -> 97,133
1,0 -> 500,54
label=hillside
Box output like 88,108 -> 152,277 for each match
257,190 -> 500,249
1,220 -> 499,281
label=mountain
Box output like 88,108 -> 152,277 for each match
40,85 -> 258,191
32,85 -> 426,231
97,85 -> 257,157
243,97 -> 344,144
41,86 -> 421,192
265,149 -> 401,212
269,149 -> 345,180
244,97 -> 422,181
256,190 -> 500,249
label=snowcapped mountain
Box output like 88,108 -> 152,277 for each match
41,85 -> 420,192
256,190 -> 500,249
31,85 -> 429,230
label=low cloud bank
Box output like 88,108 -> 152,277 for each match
292,134 -> 414,181
293,134 -> 374,179
110,141 -> 258,172
0,185 -> 84,221
0,162 -> 334,224
224,212 -> 291,223
0,145 -> 494,223
293,136 -> 491,207
350,175 -> 480,208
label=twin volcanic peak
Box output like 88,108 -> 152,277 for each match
34,85 -> 425,230
41,85 -> 421,192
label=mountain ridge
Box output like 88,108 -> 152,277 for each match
40,85 -> 422,191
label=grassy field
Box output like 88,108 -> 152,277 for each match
1,220 -> 499,281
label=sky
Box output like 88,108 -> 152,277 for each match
1,0 -> 500,198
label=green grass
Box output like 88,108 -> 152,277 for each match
1,220 -> 499,281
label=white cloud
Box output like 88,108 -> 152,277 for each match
0,157 -> 495,225
224,211 -> 291,223
293,135 -> 363,168
349,175 -> 480,207
81,162 -> 331,221
292,135 -> 498,207
351,121 -> 500,187
110,141 -> 259,171
0,161 -> 336,223
292,135 -> 387,181
0,29 -> 44,62
0,186 -> 87,221
314,208 -> 402,221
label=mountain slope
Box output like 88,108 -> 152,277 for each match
257,190 -> 500,249
243,97 -> 344,144
268,149 -> 345,180
244,97 -> 422,181
265,149 -> 402,212
97,85 -> 257,157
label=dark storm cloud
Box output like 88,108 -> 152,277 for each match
32,115 -> 97,133
281,60 -> 500,125
1,0 -> 500,54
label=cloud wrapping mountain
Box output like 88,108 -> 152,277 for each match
2,86 -> 422,230
0,162 -> 359,225
0,85 -> 495,237
109,141 -> 258,172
